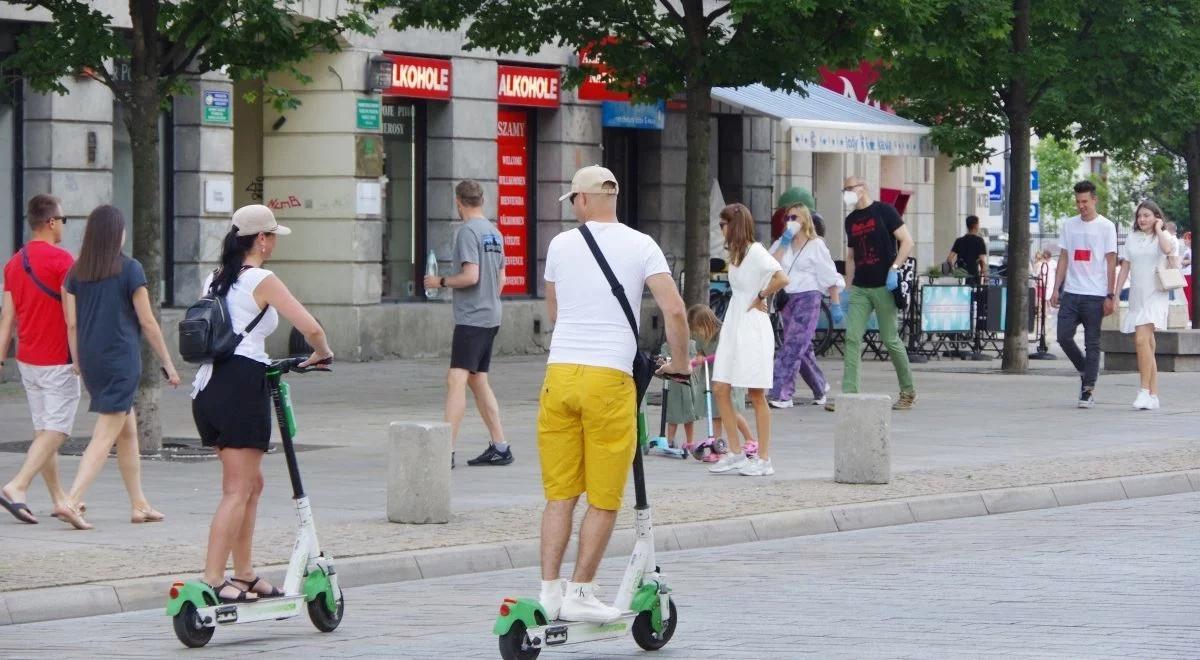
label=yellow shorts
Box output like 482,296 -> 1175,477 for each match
537,364 -> 637,511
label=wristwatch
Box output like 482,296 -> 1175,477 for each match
757,291 -> 767,301
1105,293 -> 1115,300
440,277 -> 446,288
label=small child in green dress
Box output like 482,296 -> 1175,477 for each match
659,339 -> 701,446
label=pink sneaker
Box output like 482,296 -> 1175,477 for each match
743,440 -> 759,457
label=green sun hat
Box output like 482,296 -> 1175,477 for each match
777,186 -> 816,211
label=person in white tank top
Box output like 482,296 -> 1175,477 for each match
193,205 -> 334,604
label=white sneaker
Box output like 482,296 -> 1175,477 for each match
1132,389 -> 1152,410
767,398 -> 793,409
538,579 -> 565,620
1149,395 -> 1161,410
559,582 -> 621,623
739,457 -> 775,476
813,383 -> 831,406
708,452 -> 749,474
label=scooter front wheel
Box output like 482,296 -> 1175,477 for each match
498,620 -> 541,660
632,598 -> 677,651
172,601 -> 214,648
308,590 -> 345,632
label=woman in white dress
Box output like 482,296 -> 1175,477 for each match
708,204 -> 789,477
1113,200 -> 1178,410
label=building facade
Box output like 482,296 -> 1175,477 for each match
0,9 -> 986,361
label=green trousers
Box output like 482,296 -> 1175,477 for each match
842,285 -> 914,394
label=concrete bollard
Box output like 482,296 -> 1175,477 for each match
387,422 -> 451,524
833,393 -> 891,484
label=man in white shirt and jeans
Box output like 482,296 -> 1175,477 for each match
536,165 -> 690,623
1050,180 -> 1117,408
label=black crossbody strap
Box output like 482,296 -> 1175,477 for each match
20,248 -> 63,302
578,224 -> 640,340
242,304 -> 269,335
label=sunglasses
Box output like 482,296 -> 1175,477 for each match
718,221 -> 729,229
842,184 -> 863,192
51,215 -> 67,224
786,214 -> 802,222
569,193 -> 578,204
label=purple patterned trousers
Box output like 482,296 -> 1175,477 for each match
769,290 -> 827,401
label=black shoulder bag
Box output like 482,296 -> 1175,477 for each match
20,247 -> 62,302
578,225 -> 655,406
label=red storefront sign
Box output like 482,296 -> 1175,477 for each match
577,41 -> 632,102
384,54 -> 452,100
497,65 -> 560,107
818,61 -> 891,113
496,109 -> 529,295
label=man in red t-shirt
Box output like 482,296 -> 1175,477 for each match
0,194 -> 80,524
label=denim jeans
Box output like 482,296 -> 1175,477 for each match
1056,292 -> 1105,388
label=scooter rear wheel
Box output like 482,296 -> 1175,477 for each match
632,598 -> 677,651
308,590 -> 345,632
172,601 -> 214,648
498,620 -> 541,660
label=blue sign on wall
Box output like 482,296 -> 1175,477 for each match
601,101 -> 665,130
1030,170 -> 1039,191
1030,202 -> 1040,222
984,171 -> 1002,201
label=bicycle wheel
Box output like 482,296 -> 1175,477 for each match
813,299 -> 835,356
710,288 -> 731,322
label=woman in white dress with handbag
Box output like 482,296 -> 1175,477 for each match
707,204 -> 789,477
1113,200 -> 1180,410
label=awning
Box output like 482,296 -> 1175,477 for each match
712,83 -> 935,157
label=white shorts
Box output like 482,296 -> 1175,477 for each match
18,362 -> 81,435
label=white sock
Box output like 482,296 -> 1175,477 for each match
494,441 -> 510,453
540,579 -> 562,596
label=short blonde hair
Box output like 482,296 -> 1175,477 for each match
784,204 -> 817,240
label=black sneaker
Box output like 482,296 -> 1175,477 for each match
1078,387 -> 1094,409
467,444 -> 514,466
451,451 -> 455,469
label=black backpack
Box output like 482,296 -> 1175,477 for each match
178,279 -> 268,365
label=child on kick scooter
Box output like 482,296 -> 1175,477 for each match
657,338 -> 701,448
683,305 -> 753,461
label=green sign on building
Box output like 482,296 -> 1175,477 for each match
356,98 -> 381,130
202,89 -> 231,124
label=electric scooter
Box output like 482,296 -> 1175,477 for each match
492,440 -> 677,659
644,372 -> 687,459
686,355 -> 725,462
166,357 -> 343,648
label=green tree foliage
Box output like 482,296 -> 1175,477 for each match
872,0 -> 1150,371
1034,136 -> 1081,234
4,1 -> 370,451
371,0 -> 931,305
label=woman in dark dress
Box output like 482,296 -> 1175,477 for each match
53,205 -> 180,530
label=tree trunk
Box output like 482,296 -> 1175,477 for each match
1001,0 -> 1032,373
682,79 -> 712,307
128,0 -> 164,454
1186,129 -> 1200,329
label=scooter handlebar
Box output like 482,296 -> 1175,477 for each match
269,356 -> 333,374
690,354 -> 715,367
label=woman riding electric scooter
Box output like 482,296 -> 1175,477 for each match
191,205 -> 334,603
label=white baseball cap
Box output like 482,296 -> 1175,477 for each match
558,165 -> 620,202
232,204 -> 291,237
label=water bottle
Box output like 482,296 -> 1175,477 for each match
425,249 -> 439,299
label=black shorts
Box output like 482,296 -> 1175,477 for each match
450,324 -> 500,374
192,355 -> 272,452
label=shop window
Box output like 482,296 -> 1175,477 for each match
602,128 -> 639,228
381,100 -> 426,300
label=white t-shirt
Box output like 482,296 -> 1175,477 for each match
544,221 -> 670,373
191,267 -> 280,397
1059,214 -> 1117,297
767,237 -> 845,294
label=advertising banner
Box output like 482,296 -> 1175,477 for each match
601,101 -> 665,130
384,54 -> 452,100
921,285 -> 974,333
497,65 -> 560,107
496,109 -> 529,295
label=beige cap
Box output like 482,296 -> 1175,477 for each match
558,165 -> 619,202
232,204 -> 291,237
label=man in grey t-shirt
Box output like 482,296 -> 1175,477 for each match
423,180 -> 511,468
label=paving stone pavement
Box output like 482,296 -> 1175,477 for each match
1,492 -> 1197,658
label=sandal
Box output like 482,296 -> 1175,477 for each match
209,580 -> 259,603
0,492 -> 37,524
231,576 -> 285,598
51,503 -> 92,530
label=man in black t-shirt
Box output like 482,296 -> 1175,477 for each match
947,215 -> 988,281
826,176 -> 916,412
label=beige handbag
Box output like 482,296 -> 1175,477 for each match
1156,256 -> 1186,292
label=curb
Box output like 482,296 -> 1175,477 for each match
2,469 -> 1197,626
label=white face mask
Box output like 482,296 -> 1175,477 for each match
842,190 -> 859,207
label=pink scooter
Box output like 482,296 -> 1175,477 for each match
683,355 -> 727,462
